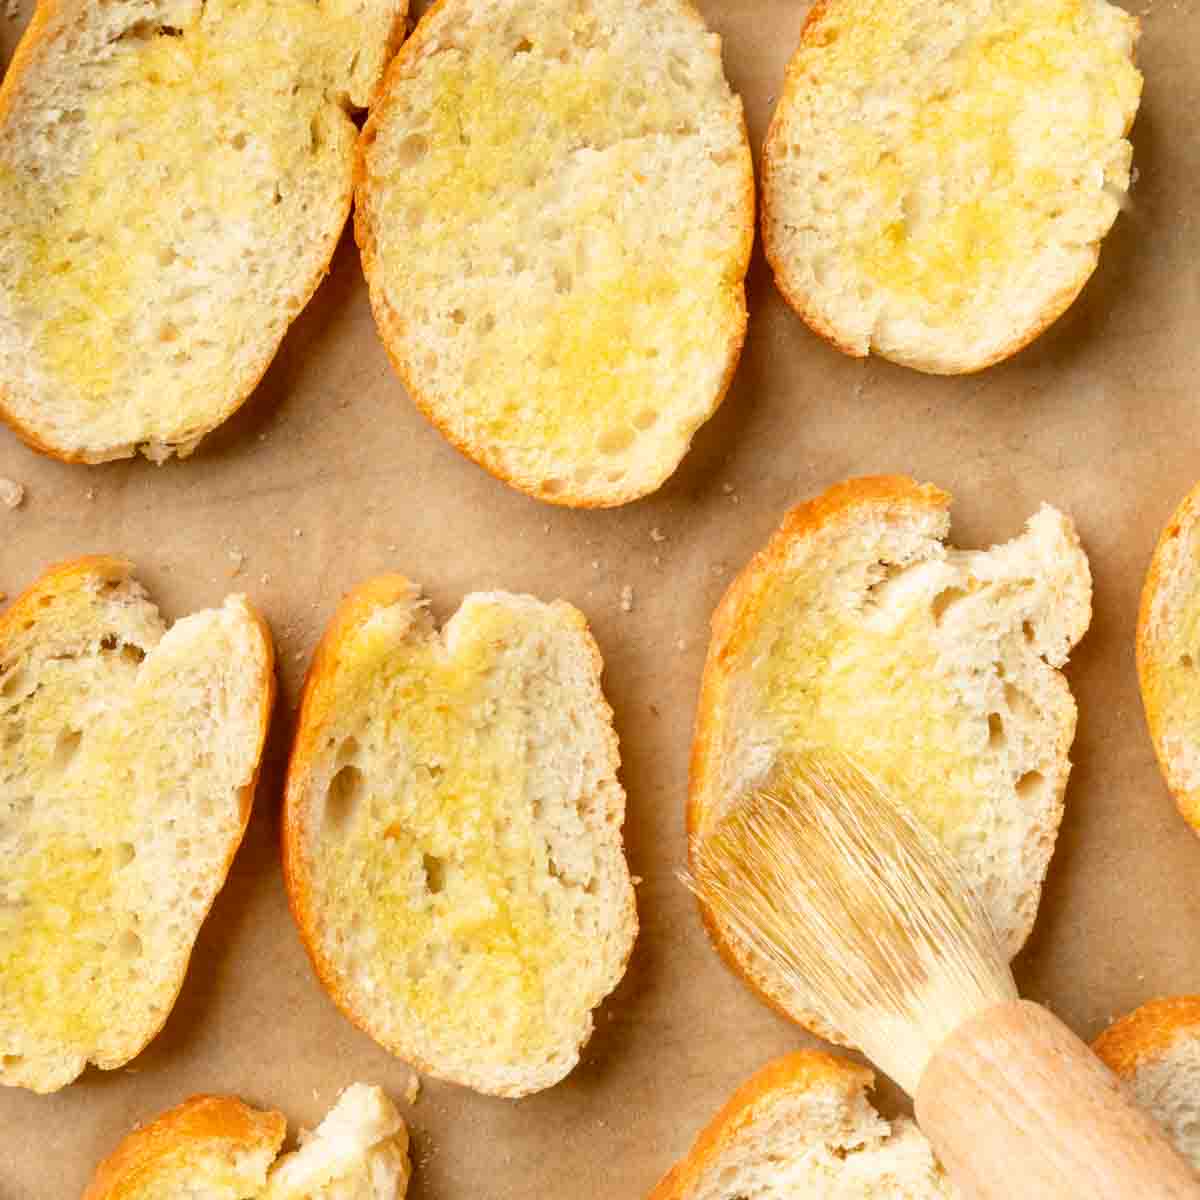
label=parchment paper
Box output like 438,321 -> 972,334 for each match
3,1 -> 1200,1195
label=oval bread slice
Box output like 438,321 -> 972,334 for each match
762,0 -> 1142,373
0,557 -> 274,1092
1094,997 -> 1200,1173
0,0 -> 406,463
355,0 -> 754,507
84,1083 -> 410,1200
648,1051 -> 956,1200
689,477 -> 1091,1041
1137,483 -> 1200,831
282,576 -> 637,1097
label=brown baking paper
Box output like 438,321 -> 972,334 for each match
3,0 -> 1200,1195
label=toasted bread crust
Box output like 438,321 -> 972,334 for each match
281,576 -> 419,1068
1137,482 -> 1200,830
82,1095 -> 287,1200
686,477 -> 949,1034
1,557 -> 276,1084
282,576 -> 635,1096
353,0 -> 755,508
647,1051 -> 874,1200
760,1 -> 1137,375
1093,997 -> 1200,1082
0,0 -> 408,464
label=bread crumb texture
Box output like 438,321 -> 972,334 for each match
1094,998 -> 1200,1173
691,478 -> 1091,1038
284,579 -> 636,1096
1138,484 -> 1200,828
0,558 -> 271,1092
0,0 -> 403,462
356,0 -> 754,506
763,0 -> 1142,372
649,1051 -> 956,1200
84,1085 -> 409,1200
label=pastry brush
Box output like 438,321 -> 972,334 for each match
687,753 -> 1200,1199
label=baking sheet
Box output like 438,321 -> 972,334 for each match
3,0 -> 1200,1194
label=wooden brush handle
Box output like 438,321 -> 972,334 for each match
915,999 -> 1200,1198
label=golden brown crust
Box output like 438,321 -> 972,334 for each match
647,1051 -> 874,1200
686,477 -> 951,1033
0,0 -> 405,465
1,557 -> 276,1080
759,1 -> 1132,375
282,576 -> 636,1096
1137,482 -> 1200,831
353,0 -> 755,508
82,1095 -> 287,1200
1092,997 -> 1200,1081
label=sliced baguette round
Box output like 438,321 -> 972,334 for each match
1094,997 -> 1200,1172
84,1083 -> 410,1200
0,557 -> 275,1092
1137,483 -> 1200,831
83,1095 -> 288,1200
282,576 -> 637,1097
263,1082 -> 411,1200
0,0 -> 406,463
648,1051 -> 955,1200
762,0 -> 1142,374
354,0 -> 754,507
689,477 -> 1091,1041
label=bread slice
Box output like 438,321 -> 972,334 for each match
0,557 -> 274,1092
282,576 -> 637,1096
762,0 -> 1142,374
648,1051 -> 956,1200
84,1083 -> 410,1199
1137,483 -> 1200,831
689,477 -> 1091,1041
354,0 -> 754,508
1094,997 -> 1200,1172
263,1083 -> 411,1200
0,0 -> 406,463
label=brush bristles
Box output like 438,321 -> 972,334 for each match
686,752 -> 1017,1096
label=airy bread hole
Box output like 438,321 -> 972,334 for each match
1,1055 -> 23,1069
1016,770 -> 1047,802
52,728 -> 82,772
116,842 -> 136,866
1022,620 -> 1036,643
988,712 -> 1004,748
1182,654 -> 1194,669
514,36 -> 533,54
633,408 -> 659,430
597,427 -> 635,455
117,930 -> 143,959
554,265 -> 574,294
325,765 -> 364,836
395,133 -> 429,167
667,55 -> 691,89
1004,683 -> 1037,723
422,854 -> 446,894
932,587 -> 967,622
407,202 -> 427,229
230,131 -> 248,150
450,308 -> 466,325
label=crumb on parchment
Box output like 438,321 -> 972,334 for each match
0,478 -> 24,509
620,584 -> 635,613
